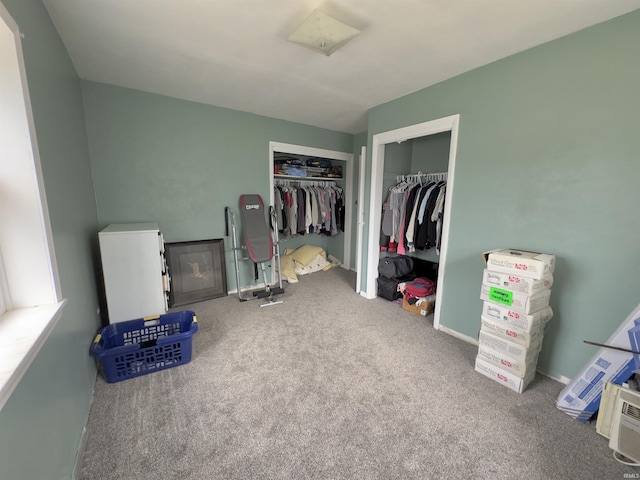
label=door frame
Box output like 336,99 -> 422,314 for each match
269,141 -> 354,269
355,146 -> 366,293
363,114 -> 460,330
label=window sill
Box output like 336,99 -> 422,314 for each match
0,300 -> 67,412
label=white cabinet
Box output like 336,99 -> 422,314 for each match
98,223 -> 169,324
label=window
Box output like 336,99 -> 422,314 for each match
0,2 -> 65,411
0,257 -> 6,317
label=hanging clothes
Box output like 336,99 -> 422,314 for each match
381,172 -> 447,255
274,180 -> 344,237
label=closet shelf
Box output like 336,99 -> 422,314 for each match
274,157 -> 343,180
274,174 -> 342,181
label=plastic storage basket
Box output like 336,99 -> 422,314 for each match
90,311 -> 198,383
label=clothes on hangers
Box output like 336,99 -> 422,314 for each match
274,181 -> 344,237
381,172 -> 447,255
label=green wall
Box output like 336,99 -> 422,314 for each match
382,141 -> 413,192
0,1 -> 101,479
411,132 -> 451,174
81,81 -> 354,291
366,10 -> 640,380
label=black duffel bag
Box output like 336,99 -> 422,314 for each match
377,276 -> 402,301
377,275 -> 414,301
378,255 -> 414,280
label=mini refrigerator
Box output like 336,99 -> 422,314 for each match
98,223 -> 170,324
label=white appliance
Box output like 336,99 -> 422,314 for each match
596,382 -> 640,463
98,223 -> 170,324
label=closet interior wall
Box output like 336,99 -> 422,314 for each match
272,151 -> 347,259
380,133 -> 451,265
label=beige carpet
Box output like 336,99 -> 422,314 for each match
77,267 -> 633,479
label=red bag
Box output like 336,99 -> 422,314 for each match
405,277 -> 435,298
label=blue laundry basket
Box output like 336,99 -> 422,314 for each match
90,311 -> 197,383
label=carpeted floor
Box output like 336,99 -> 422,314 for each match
77,267 -> 634,479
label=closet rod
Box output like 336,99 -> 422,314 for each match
396,171 -> 448,184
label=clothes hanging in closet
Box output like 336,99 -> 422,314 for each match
381,174 -> 447,255
274,182 -> 344,237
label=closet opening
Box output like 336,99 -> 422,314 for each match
364,115 -> 460,330
268,141 -> 355,288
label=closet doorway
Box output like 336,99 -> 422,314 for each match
364,115 -> 460,329
269,141 -> 355,279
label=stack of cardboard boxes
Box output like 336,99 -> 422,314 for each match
475,249 -> 556,393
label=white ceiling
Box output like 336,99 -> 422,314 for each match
42,1 -> 639,134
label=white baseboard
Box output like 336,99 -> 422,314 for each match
72,425 -> 88,480
228,283 -> 267,295
438,324 -> 571,385
73,371 -> 97,479
536,370 -> 571,385
438,325 -> 479,346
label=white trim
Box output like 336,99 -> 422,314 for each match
537,370 -> 571,386
0,3 -> 61,306
355,146 -> 366,293
364,115 -> 460,332
227,283 -> 267,295
0,300 -> 66,411
438,325 -> 478,346
343,153 -> 354,269
361,138 -> 384,301
269,141 -> 354,268
0,249 -> 8,315
436,324 -> 572,386
73,425 -> 89,480
0,4 -> 66,413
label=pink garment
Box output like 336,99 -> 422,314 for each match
397,188 -> 412,255
397,211 -> 407,254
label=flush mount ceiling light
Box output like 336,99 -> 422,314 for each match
288,9 -> 361,56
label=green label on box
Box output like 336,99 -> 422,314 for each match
489,287 -> 513,306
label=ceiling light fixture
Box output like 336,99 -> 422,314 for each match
287,9 -> 361,56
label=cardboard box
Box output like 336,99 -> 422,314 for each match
482,269 -> 553,296
475,357 -> 536,393
556,302 -> 640,423
477,345 -> 539,379
478,329 -> 541,363
480,315 -> 544,348
480,283 -> 551,314
402,294 -> 435,316
483,249 -> 555,280
482,301 -> 553,332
